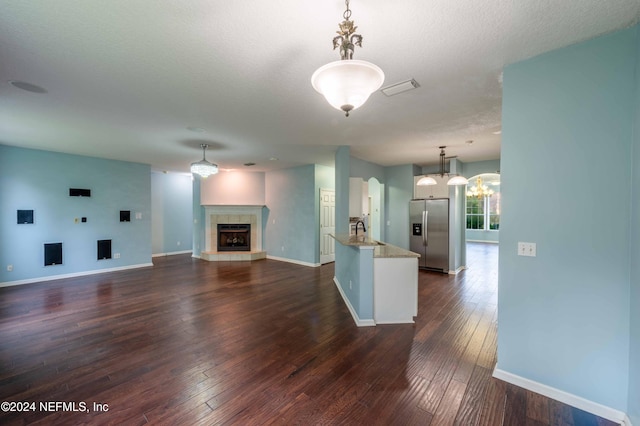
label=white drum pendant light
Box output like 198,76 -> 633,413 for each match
311,0 -> 384,117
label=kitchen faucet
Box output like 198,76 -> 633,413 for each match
355,220 -> 366,236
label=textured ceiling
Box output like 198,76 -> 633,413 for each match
1,1 -> 639,172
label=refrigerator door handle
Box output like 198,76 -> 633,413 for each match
423,211 -> 428,246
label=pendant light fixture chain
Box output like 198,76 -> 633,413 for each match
343,0 -> 352,20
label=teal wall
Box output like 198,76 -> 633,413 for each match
498,27 -> 635,413
151,172 -> 193,255
191,176 -> 205,257
335,146 -> 350,234
384,164 -> 419,249
0,145 -> 152,284
629,25 -> 640,426
350,156 -> 385,181
334,146 -> 375,320
265,165 -> 316,265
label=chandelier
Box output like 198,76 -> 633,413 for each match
190,144 -> 219,178
416,147 -> 469,186
311,0 -> 384,117
466,177 -> 495,198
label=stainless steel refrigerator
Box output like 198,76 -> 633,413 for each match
409,198 -> 449,272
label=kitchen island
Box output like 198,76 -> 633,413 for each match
331,233 -> 420,325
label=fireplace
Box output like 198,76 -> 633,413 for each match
217,224 -> 251,252
201,205 -> 265,261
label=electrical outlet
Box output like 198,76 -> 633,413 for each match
7,264 -> 13,272
517,242 -> 537,257
177,241 -> 181,246
114,253 -> 121,259
349,280 -> 352,290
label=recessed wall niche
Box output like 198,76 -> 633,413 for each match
120,210 -> 131,222
97,239 -> 112,260
44,242 -> 63,266
17,209 -> 34,224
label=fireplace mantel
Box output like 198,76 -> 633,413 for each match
201,205 -> 266,261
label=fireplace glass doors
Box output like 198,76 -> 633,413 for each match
217,224 -> 251,252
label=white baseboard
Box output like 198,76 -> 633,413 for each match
0,263 -> 154,288
448,266 -> 466,275
492,368 -> 630,425
152,250 -> 193,257
266,255 -> 320,268
333,277 -> 376,327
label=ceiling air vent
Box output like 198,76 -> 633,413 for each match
381,79 -> 420,97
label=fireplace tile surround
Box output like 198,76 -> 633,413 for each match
201,205 -> 266,261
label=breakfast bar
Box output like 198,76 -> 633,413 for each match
331,234 -> 420,325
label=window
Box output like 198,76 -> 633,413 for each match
466,173 -> 500,231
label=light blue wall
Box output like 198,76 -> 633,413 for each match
334,146 -> 375,320
0,145 -> 151,284
350,156 -> 385,181
629,25 -> 640,426
498,27 -> 635,412
191,176 -> 205,257
384,164 -> 418,249
265,165 -> 316,264
151,172 -> 192,255
335,146 -> 350,234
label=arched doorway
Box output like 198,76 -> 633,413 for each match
465,173 -> 501,243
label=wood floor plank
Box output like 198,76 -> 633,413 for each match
0,243 -> 620,425
504,383 -> 528,426
527,389 -> 551,424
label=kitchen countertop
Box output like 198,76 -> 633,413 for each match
331,233 -> 420,259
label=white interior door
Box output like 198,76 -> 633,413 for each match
320,189 -> 335,264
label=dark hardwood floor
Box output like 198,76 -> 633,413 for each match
0,243 -> 618,425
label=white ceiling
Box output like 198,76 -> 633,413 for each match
1,1 -> 639,172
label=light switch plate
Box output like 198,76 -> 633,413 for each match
518,242 -> 536,257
